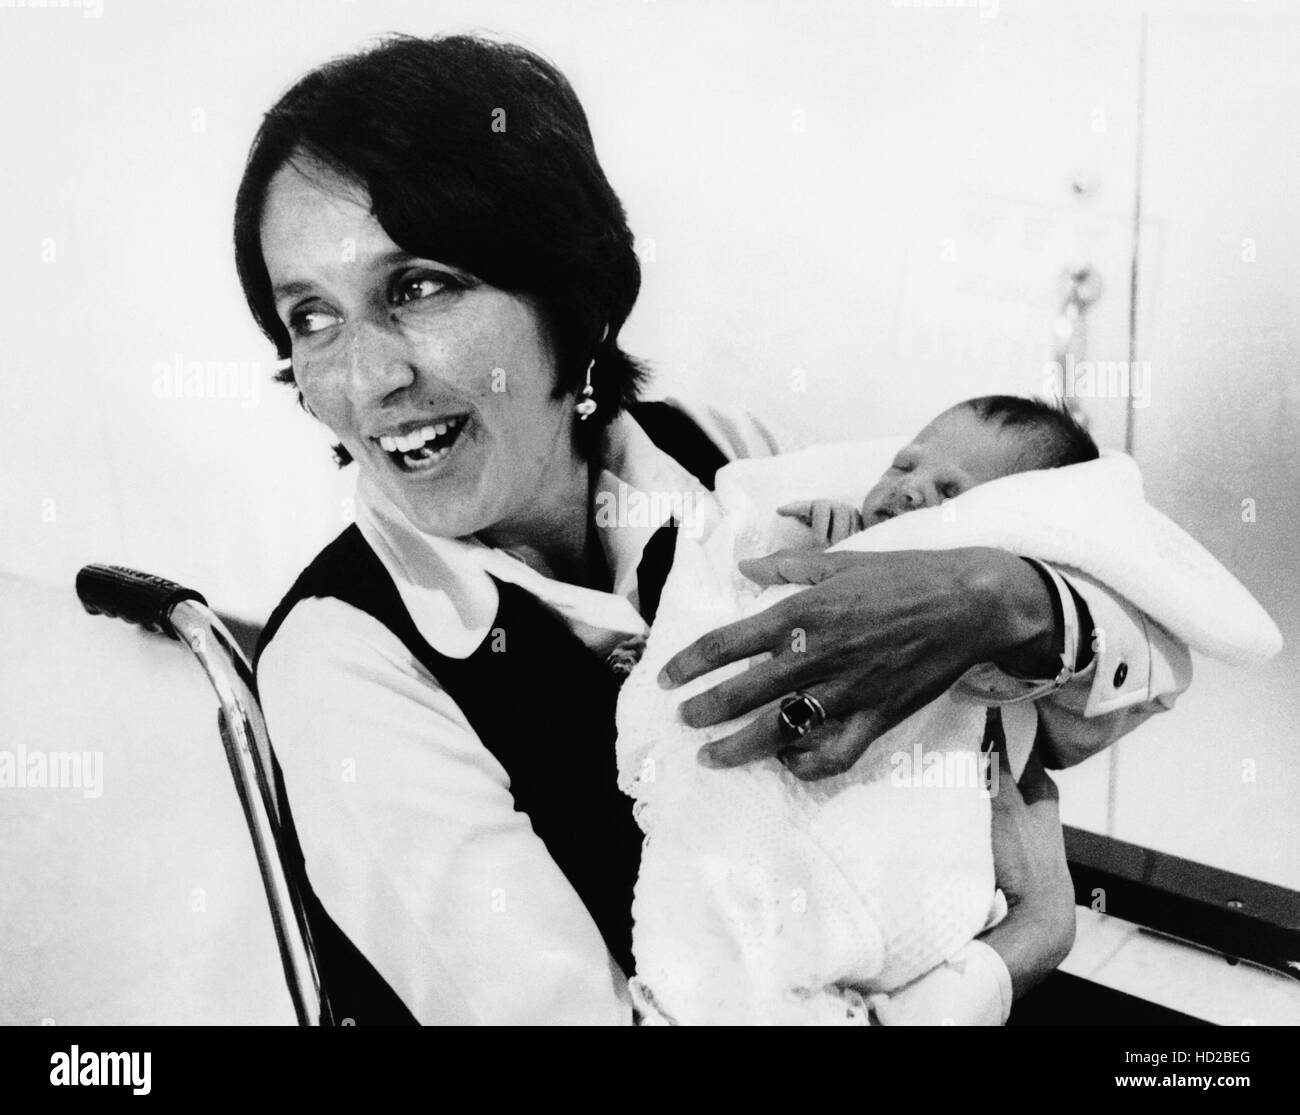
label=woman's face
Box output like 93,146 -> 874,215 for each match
259,158 -> 579,539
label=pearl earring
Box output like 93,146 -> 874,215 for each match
575,356 -> 597,420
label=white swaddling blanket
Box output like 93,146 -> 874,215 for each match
615,440 -> 1282,1026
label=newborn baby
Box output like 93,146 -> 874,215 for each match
778,394 -> 1099,546
616,395 -> 1098,1025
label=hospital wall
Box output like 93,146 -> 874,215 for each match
1,0 -> 1296,1024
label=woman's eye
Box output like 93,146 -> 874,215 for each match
288,306 -> 341,337
393,271 -> 458,306
940,481 -> 963,499
891,460 -> 913,473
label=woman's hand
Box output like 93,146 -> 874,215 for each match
658,546 -> 1061,779
980,743 -> 1077,999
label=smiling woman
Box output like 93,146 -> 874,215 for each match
234,34 -> 648,574
258,159 -> 583,554
234,31 -> 1183,1027
233,34 -> 647,452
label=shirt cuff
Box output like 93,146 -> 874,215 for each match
954,563 -> 1191,717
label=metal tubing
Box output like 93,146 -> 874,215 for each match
156,599 -> 325,1025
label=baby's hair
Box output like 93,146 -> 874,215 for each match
960,395 -> 1100,472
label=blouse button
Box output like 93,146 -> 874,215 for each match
1113,661 -> 1128,688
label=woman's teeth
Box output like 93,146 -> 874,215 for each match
377,417 -> 467,471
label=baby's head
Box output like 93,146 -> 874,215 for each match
860,395 -> 1099,525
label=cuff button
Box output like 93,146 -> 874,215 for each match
1113,661 -> 1128,687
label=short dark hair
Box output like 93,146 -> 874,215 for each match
234,33 -> 648,464
960,395 -> 1100,471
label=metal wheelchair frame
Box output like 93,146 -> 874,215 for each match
76,564 -> 326,1026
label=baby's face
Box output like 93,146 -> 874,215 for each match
859,406 -> 1020,525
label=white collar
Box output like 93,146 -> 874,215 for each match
354,410 -> 714,659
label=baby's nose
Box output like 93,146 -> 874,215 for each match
898,482 -> 927,510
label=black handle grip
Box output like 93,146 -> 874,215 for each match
75,564 -> 207,638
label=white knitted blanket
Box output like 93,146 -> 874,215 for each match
615,440 -> 1282,1026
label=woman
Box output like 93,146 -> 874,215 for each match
237,34 -> 1190,1024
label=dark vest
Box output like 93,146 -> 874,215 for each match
254,401 -> 727,1025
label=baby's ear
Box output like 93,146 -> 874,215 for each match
776,501 -> 813,524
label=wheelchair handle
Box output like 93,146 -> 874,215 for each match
75,563 -> 327,1025
75,564 -> 207,639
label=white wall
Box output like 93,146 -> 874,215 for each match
1,0 -> 1152,619
1101,3 -> 1300,886
0,574 -> 293,1023
2,0 -> 1297,1023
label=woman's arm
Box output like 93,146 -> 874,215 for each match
259,598 -> 633,1025
658,546 -> 1188,777
955,564 -> 1193,768
976,746 -> 1076,998
666,406 -> 1191,771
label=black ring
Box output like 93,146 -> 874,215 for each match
777,690 -> 828,740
